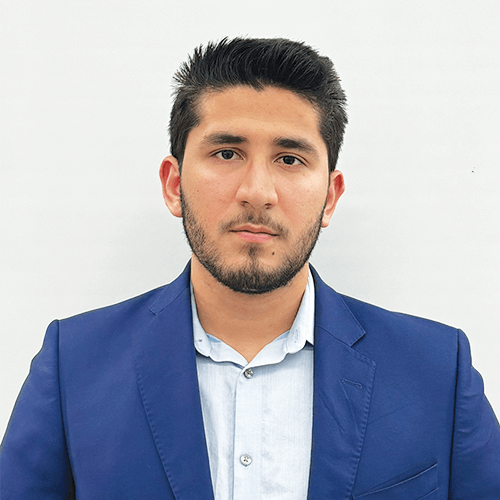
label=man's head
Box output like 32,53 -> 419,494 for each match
161,38 -> 346,294
169,37 -> 347,173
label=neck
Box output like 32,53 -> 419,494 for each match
190,257 -> 309,362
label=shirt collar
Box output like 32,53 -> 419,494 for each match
191,269 -> 315,365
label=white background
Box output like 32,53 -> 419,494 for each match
1,0 -> 499,437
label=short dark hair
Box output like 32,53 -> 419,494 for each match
169,37 -> 348,172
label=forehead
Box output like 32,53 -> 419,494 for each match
190,85 -> 325,151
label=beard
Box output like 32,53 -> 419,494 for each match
180,189 -> 325,295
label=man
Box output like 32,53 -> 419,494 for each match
1,37 -> 499,499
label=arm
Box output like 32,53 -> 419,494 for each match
450,329 -> 500,499
0,321 -> 75,499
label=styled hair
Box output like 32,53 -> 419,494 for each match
169,37 -> 347,172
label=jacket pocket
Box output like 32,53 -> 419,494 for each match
353,463 -> 438,500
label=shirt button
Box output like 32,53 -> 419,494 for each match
243,368 -> 254,379
240,454 -> 252,466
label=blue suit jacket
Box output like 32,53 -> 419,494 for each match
1,263 -> 500,499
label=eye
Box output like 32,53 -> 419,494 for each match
278,155 -> 304,166
215,149 -> 239,160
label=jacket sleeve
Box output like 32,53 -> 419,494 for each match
450,329 -> 500,499
0,321 -> 75,499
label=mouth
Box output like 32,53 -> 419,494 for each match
229,225 -> 278,243
231,225 -> 278,235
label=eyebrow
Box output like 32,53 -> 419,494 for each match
200,133 -> 247,147
274,137 -> 319,157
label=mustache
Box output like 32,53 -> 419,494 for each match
220,212 -> 289,238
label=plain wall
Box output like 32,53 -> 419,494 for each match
1,0 -> 499,437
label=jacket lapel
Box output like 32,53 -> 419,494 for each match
134,263 -> 214,500
308,267 -> 376,500
134,263 -> 374,499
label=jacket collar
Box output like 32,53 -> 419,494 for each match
135,262 -> 215,500
308,266 -> 376,499
136,262 -> 375,499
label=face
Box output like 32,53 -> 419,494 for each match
161,85 -> 344,294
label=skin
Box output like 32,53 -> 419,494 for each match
160,85 -> 345,361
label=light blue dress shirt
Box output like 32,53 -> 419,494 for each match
191,271 -> 315,499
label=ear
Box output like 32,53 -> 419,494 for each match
159,156 -> 182,218
321,170 -> 345,228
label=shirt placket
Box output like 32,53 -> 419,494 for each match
233,365 -> 262,499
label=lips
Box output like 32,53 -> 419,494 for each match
230,225 -> 278,236
230,225 -> 278,243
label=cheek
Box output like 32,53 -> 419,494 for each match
187,165 -> 237,196
282,184 -> 327,221
184,173 -> 220,202
183,177 -> 237,226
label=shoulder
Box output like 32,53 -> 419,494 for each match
312,265 -> 459,343
56,264 -> 191,348
340,293 -> 458,338
338,293 -> 461,379
62,263 -> 190,323
311,267 -> 460,372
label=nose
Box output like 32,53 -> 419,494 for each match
235,160 -> 278,210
